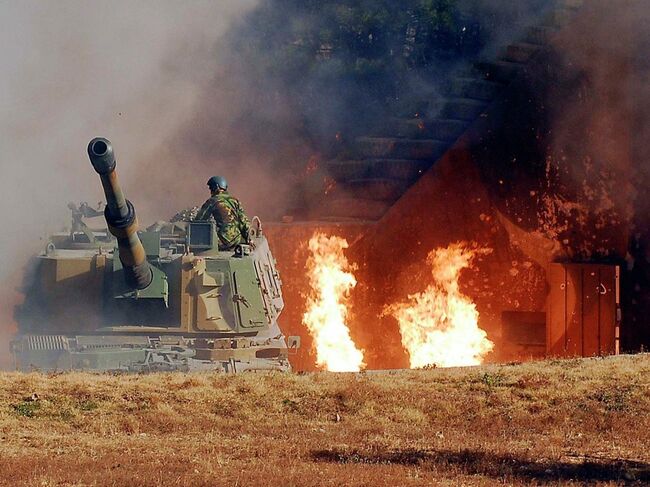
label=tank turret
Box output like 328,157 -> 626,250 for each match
87,137 -> 152,290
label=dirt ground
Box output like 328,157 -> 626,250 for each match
0,354 -> 649,486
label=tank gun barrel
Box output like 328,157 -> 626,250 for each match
87,137 -> 152,290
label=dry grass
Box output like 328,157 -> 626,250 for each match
0,355 -> 649,486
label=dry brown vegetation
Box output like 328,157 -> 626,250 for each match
0,355 -> 649,486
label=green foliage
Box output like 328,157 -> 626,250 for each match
78,400 -> 99,412
235,0 -> 477,90
224,0 -> 484,143
478,372 -> 507,388
11,397 -> 99,420
282,398 -> 300,412
591,387 -> 634,412
11,400 -> 41,418
58,408 -> 76,422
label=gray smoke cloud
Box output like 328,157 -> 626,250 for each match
530,0 -> 649,260
155,0 -> 556,221
0,0 -> 258,367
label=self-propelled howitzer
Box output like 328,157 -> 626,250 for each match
12,138 -> 298,372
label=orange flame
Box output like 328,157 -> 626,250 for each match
303,233 -> 364,372
385,243 -> 494,368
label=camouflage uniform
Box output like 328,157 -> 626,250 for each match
195,191 -> 251,250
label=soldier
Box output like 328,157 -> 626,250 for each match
194,176 -> 252,250
68,201 -> 104,234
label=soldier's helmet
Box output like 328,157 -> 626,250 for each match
207,176 -> 228,191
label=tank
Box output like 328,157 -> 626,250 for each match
11,137 -> 299,372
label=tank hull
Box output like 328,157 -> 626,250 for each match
12,231 -> 294,372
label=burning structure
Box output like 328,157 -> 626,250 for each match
261,0 -> 648,371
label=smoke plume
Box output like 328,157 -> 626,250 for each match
0,0 -> 258,367
552,0 -> 650,348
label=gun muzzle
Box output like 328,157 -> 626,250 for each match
88,137 -> 152,290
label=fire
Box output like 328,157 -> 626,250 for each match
303,233 -> 364,372
385,243 -> 494,368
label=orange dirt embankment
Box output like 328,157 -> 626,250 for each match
0,355 -> 649,486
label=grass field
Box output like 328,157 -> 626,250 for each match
0,355 -> 649,486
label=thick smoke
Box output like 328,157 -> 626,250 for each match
493,0 -> 650,264
551,0 -> 650,348
143,0 -> 557,221
535,0 -> 644,260
458,0 -> 650,351
0,0 -> 258,367
467,0 -> 649,260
